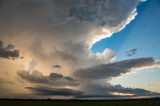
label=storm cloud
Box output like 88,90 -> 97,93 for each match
0,0 -> 156,99
69,0 -> 138,27
25,83 -> 159,99
0,0 -> 143,72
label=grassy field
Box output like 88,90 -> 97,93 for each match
0,99 -> 160,106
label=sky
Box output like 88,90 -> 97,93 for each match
92,0 -> 160,93
0,0 -> 160,99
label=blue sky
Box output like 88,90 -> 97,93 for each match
91,0 -> 160,61
91,0 -> 160,92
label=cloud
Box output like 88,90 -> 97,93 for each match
0,0 -> 150,99
0,0 -> 141,73
69,0 -> 138,26
77,85 -> 159,99
25,84 -> 159,99
17,70 -> 79,87
90,48 -> 116,64
26,86 -> 83,97
110,84 -> 157,96
75,57 -> 159,79
0,40 -> 20,59
74,57 -> 160,98
69,0 -> 142,43
53,65 -> 61,69
125,48 -> 139,56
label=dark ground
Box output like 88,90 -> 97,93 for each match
0,98 -> 160,106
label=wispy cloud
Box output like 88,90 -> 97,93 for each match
125,48 -> 139,57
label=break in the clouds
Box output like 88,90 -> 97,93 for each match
17,70 -> 79,87
0,40 -> 20,59
0,0 -> 159,99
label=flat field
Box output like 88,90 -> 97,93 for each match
0,99 -> 160,106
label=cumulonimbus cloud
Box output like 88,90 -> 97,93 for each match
0,0 -> 143,72
0,0 -> 153,99
69,0 -> 142,44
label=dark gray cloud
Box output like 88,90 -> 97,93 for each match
53,65 -> 61,69
125,48 -> 138,56
26,86 -> 83,97
75,58 -> 157,79
75,79 -> 158,98
0,40 -> 20,59
111,84 -> 157,96
26,84 -> 159,99
69,0 -> 139,26
17,70 -> 79,87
